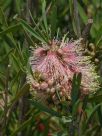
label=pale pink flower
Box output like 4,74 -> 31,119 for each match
27,38 -> 99,101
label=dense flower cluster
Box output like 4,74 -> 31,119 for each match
27,38 -> 99,102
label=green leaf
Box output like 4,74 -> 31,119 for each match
42,0 -> 48,34
84,124 -> 100,136
10,70 -> 21,90
0,8 -> 8,26
8,84 -> 30,113
78,2 -> 88,24
69,0 -> 73,16
85,103 -> 102,130
72,99 -> 82,117
95,25 -> 102,46
82,96 -> 88,110
2,0 -> 12,10
71,73 -> 82,107
15,0 -> 21,14
0,48 -> 14,63
0,23 -> 21,36
88,92 -> 102,103
11,117 -> 33,136
24,30 -> 35,47
20,19 -> 48,43
56,28 -> 60,39
69,0 -> 77,35
29,10 -> 49,42
11,54 -> 25,72
2,34 -> 17,48
50,3 -> 57,38
31,100 -> 62,117
97,106 -> 102,127
0,20 -> 48,44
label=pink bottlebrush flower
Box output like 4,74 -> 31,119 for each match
27,37 -> 99,102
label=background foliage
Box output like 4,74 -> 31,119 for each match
0,0 -> 102,136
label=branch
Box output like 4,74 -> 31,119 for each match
82,18 -> 93,40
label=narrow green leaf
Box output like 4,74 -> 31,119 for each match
72,20 -> 77,36
31,100 -> 62,117
84,124 -> 100,136
11,54 -> 25,72
42,0 -> 48,34
2,0 -> 12,10
20,19 -> 48,43
95,25 -> 102,46
0,8 -> 8,26
24,30 -> 35,47
29,10 -> 49,42
78,2 -> 88,24
10,70 -> 21,90
50,3 -> 57,38
9,84 -> 30,112
85,103 -> 102,130
0,20 -> 48,44
69,0 -> 73,16
71,73 -> 82,107
72,99 -> 82,116
0,48 -> 14,63
97,106 -> 102,127
56,28 -> 60,39
88,91 -> 102,103
69,0 -> 77,35
15,0 -> 21,14
0,23 -> 21,36
11,117 -> 32,136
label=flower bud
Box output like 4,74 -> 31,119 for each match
57,48 -> 63,55
46,88 -> 51,94
37,123 -> 45,132
47,79 -> 54,87
32,82 -> 40,89
40,82 -> 48,90
50,88 -> 55,94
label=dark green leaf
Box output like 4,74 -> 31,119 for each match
78,2 -> 88,24
85,103 -> 102,130
71,73 -> 82,107
50,3 -> 57,38
41,0 -> 48,34
20,19 -> 48,43
31,100 -> 62,117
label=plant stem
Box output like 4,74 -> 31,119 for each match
82,18 -> 93,40
69,120 -> 75,136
